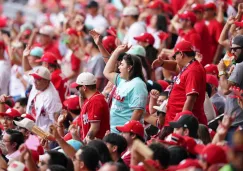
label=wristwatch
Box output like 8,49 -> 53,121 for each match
218,71 -> 227,77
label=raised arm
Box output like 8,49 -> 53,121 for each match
103,44 -> 130,84
22,45 -> 32,71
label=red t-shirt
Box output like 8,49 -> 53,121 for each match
71,53 -> 81,72
78,92 -> 110,140
205,19 -> 223,61
44,42 -> 62,60
194,20 -> 212,66
165,60 -> 207,126
179,28 -> 201,53
51,69 -> 68,103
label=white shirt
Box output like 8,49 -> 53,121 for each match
123,21 -> 147,46
85,14 -> 108,34
26,83 -> 62,132
9,65 -> 27,97
204,93 -> 216,122
0,60 -> 11,95
147,27 -> 161,49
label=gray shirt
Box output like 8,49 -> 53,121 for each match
211,93 -> 225,115
225,62 -> 243,126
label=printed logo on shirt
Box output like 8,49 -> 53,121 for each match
113,91 -> 125,102
83,113 -> 89,125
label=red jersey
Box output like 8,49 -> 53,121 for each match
179,28 -> 201,53
44,42 -> 62,60
51,69 -> 68,103
71,53 -> 81,72
194,20 -> 212,66
205,19 -> 223,61
166,60 -> 207,126
78,92 -> 110,140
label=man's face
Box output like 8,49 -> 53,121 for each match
14,102 -> 26,114
27,56 -> 39,66
38,153 -> 50,171
2,133 -> 14,153
0,116 -> 15,130
33,78 -> 49,91
157,95 -> 167,106
37,34 -> 51,46
122,15 -> 132,27
174,52 -> 183,66
173,127 -> 185,136
87,7 -> 98,16
231,44 -> 242,60
204,9 -> 215,20
121,132 -> 133,145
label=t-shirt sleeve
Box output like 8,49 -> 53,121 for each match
87,101 -> 103,122
71,53 -> 81,72
115,74 -> 122,86
228,64 -> 243,86
128,83 -> 148,110
185,71 -> 202,96
93,57 -> 105,78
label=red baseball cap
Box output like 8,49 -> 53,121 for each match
172,40 -> 195,58
134,33 -> 155,45
204,2 -> 216,10
21,113 -> 35,122
204,64 -> 219,76
157,31 -> 169,41
192,3 -> 205,12
116,120 -> 144,138
102,36 -> 117,54
234,21 -> 243,28
66,28 -> 78,36
148,0 -> 164,10
183,136 -> 205,155
199,144 -> 227,165
173,110 -> 194,122
157,80 -> 169,90
0,108 -> 21,118
63,95 -> 80,110
206,74 -> 219,87
107,26 -> 117,37
159,133 -> 185,146
130,159 -> 160,171
178,11 -> 197,24
177,159 -> 202,170
38,52 -> 58,64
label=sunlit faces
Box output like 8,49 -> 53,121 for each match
118,60 -> 131,80
0,116 -> 15,130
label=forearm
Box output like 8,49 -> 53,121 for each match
182,95 -> 197,111
216,8 -> 224,24
213,45 -> 223,64
67,71 -> 79,80
219,75 -> 231,95
97,43 -> 110,61
86,122 -> 100,140
0,155 -> 7,170
131,109 -> 144,120
144,112 -> 157,127
149,98 -> 157,114
218,23 -> 231,47
19,76 -> 28,89
56,136 -> 77,158
0,103 -> 6,113
57,124 -> 65,137
104,50 -> 119,74
162,60 -> 179,73
22,57 -> 32,71
25,157 -> 38,171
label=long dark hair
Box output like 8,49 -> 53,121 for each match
123,54 -> 146,82
156,14 -> 168,32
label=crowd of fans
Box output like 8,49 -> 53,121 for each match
0,0 -> 243,170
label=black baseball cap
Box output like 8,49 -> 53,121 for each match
86,1 -> 99,8
232,35 -> 243,47
169,114 -> 199,132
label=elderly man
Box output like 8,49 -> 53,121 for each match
26,66 -> 62,131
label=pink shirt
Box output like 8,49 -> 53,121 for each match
25,134 -> 40,151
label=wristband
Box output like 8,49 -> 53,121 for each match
218,71 -> 227,77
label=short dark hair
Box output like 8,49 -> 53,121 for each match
48,63 -> 60,70
48,165 -> 67,171
183,51 -> 196,57
123,54 -> 145,82
46,151 -> 68,169
104,162 -> 129,171
78,146 -> 99,171
88,139 -> 112,164
15,98 -> 28,107
69,109 -> 81,115
103,133 -> 128,155
6,129 -> 24,150
168,145 -> 188,165
149,143 -> 170,169
85,84 -> 96,90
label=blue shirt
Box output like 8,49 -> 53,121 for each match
110,74 -> 148,133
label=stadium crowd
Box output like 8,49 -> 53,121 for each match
0,0 -> 243,170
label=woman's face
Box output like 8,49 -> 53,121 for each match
118,59 -> 130,80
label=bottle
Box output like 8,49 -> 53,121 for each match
223,52 -> 236,67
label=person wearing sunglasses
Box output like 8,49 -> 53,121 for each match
218,35 -> 243,145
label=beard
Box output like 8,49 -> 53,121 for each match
236,51 -> 243,63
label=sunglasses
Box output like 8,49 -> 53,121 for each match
230,47 -> 243,52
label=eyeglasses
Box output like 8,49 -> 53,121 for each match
39,161 -> 48,166
230,47 -> 243,52
0,116 -> 13,121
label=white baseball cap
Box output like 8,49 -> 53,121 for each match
39,25 -> 55,38
7,161 -> 26,171
123,6 -> 139,16
30,66 -> 51,80
13,118 -> 35,131
153,99 -> 168,113
71,72 -> 96,88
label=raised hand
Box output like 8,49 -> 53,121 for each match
49,124 -> 61,140
89,30 -> 102,45
227,16 -> 236,25
0,94 -> 11,103
151,58 -> 164,69
115,44 -> 132,53
57,109 -> 68,125
23,45 -> 31,57
150,89 -> 160,99
238,3 -> 243,14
